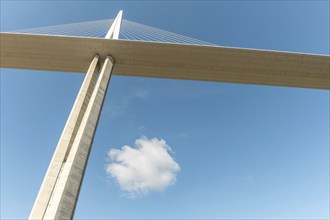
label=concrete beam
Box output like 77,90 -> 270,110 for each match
1,33 -> 329,89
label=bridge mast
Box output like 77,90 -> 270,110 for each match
29,10 -> 123,220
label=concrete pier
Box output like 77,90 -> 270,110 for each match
29,10 -> 122,220
29,55 -> 100,219
29,56 -> 114,219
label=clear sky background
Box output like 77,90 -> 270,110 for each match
1,1 -> 329,219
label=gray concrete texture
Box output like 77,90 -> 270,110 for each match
29,56 -> 114,219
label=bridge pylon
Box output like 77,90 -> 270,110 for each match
29,11 -> 122,220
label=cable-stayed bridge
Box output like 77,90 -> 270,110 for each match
0,10 -> 329,220
2,12 -> 329,89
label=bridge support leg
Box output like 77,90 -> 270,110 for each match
29,55 -> 114,220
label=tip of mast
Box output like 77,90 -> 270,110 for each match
105,10 -> 123,39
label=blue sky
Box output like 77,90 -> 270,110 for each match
1,1 -> 329,219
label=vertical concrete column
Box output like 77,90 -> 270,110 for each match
29,55 -> 100,220
43,56 -> 115,220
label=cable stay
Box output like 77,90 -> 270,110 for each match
6,18 -> 216,46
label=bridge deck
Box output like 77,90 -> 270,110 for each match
1,33 -> 329,89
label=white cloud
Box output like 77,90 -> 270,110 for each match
105,137 -> 180,196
